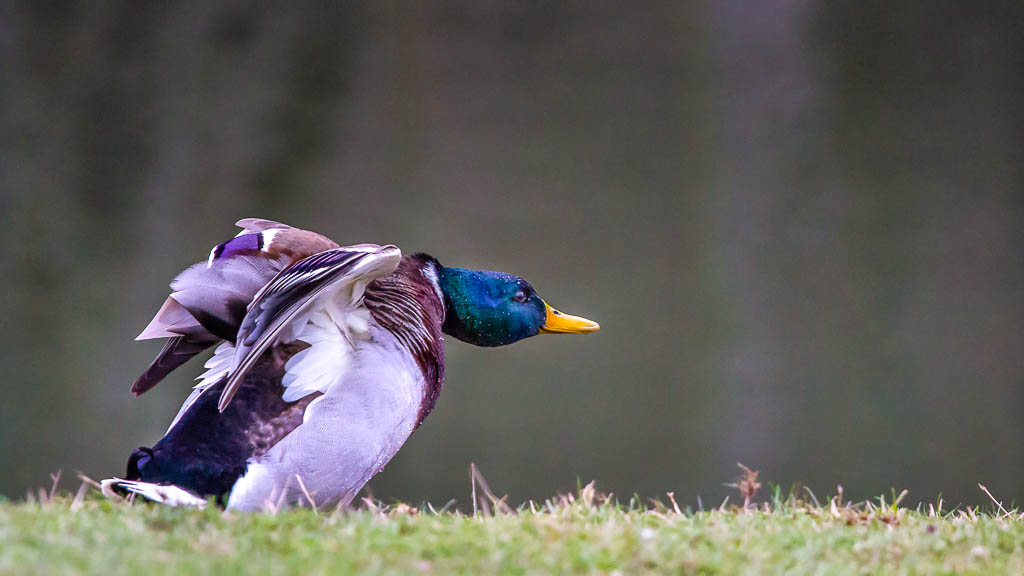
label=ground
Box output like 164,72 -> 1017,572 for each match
1,477 -> 1023,575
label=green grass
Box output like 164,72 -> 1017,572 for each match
2,481 -> 1023,575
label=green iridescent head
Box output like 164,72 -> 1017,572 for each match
437,265 -> 599,347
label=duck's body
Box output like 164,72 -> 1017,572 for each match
106,219 -> 596,510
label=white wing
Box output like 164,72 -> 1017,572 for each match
217,244 -> 402,411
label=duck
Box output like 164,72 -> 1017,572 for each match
102,218 -> 598,510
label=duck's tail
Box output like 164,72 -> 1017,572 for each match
100,478 -> 208,508
99,446 -> 209,508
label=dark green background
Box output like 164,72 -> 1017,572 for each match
2,1 -> 1022,507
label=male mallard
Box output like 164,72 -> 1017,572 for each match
103,218 -> 598,510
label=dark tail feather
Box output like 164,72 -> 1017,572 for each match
126,446 -> 154,480
131,336 -> 215,396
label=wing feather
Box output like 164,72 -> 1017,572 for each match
131,220 -> 338,395
131,337 -> 216,396
217,245 -> 401,411
235,218 -> 293,233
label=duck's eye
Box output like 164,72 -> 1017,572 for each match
512,290 -> 528,303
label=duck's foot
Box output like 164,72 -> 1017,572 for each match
100,478 -> 208,509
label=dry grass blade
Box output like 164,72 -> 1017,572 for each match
70,482 -> 89,512
75,472 -> 102,491
580,481 -> 596,507
262,484 -> 291,515
666,492 -> 682,515
725,463 -> 762,509
48,470 -> 62,502
295,475 -> 318,515
360,497 -> 380,514
470,463 -> 514,516
470,463 -> 479,517
978,484 -> 1010,517
830,486 -> 845,519
892,489 -> 909,508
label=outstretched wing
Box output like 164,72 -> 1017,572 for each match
131,218 -> 338,395
217,244 -> 402,411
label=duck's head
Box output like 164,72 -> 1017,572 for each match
436,263 -> 600,347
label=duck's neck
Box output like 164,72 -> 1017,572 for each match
436,265 -> 486,345
404,253 -> 477,343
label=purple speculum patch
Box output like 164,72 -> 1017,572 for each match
211,233 -> 263,261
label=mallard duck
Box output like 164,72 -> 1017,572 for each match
102,218 -> 598,510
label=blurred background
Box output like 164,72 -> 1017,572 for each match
2,1 -> 1022,507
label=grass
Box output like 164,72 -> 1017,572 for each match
1,469 -> 1023,575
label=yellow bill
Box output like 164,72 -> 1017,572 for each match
539,301 -> 600,334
